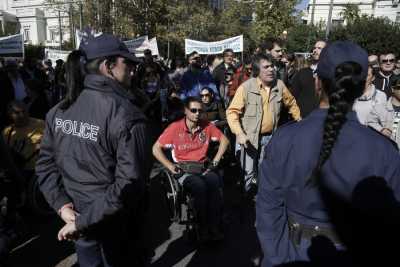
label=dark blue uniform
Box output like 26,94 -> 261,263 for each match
256,108 -> 400,267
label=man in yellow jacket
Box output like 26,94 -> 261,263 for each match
226,53 -> 301,193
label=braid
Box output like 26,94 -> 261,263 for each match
307,62 -> 365,186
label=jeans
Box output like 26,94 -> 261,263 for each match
182,171 -> 222,229
237,134 -> 272,192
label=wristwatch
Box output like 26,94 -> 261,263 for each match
211,161 -> 219,167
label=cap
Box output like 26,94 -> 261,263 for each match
316,41 -> 368,81
79,33 -> 141,63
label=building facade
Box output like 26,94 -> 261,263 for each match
0,0 -> 70,46
303,0 -> 400,26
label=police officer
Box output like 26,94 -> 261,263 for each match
256,41 -> 400,267
36,33 -> 151,267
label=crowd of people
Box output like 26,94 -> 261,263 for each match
0,31 -> 400,267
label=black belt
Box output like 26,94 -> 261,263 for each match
288,217 -> 343,246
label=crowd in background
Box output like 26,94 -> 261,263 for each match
0,36 -> 400,265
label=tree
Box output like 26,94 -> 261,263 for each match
251,0 -> 300,43
329,15 -> 400,55
217,0 -> 254,52
286,23 -> 325,53
340,4 -> 360,24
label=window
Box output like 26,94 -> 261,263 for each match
24,28 -> 30,41
332,19 -> 344,27
49,29 -> 57,41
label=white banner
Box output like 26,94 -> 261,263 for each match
45,48 -> 71,65
0,34 -> 24,57
75,31 -> 159,57
124,36 -> 159,57
185,35 -> 243,55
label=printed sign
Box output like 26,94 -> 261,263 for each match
45,48 -> 71,65
0,34 -> 24,57
185,35 -> 243,55
124,36 -> 159,57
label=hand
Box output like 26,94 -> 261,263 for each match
381,128 -> 392,137
168,164 -> 181,175
60,207 -> 77,224
58,222 -> 79,241
236,133 -> 249,147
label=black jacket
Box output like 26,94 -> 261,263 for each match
36,74 -> 151,233
373,72 -> 400,99
290,68 -> 319,118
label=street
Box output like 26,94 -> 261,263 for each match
8,166 -> 261,267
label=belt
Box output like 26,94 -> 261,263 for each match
288,217 -> 343,246
260,132 -> 272,137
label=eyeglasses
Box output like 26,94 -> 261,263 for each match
189,108 -> 204,114
200,93 -> 211,97
381,59 -> 396,64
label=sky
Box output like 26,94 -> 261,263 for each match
296,0 -> 310,11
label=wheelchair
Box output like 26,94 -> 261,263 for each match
160,169 -> 200,242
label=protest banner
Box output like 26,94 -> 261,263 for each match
124,36 -> 159,57
185,35 -> 243,55
0,33 -> 24,58
45,48 -> 71,66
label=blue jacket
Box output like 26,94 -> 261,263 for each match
179,68 -> 219,100
256,108 -> 400,267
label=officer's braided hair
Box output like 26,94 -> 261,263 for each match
307,62 -> 365,186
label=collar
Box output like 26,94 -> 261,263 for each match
379,71 -> 392,79
308,108 -> 360,123
84,74 -> 136,102
256,77 -> 274,91
180,118 -> 205,134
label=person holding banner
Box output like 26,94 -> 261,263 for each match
180,51 -> 220,101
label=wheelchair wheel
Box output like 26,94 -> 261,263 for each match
26,175 -> 54,216
161,171 -> 181,223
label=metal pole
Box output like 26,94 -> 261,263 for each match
69,3 -> 75,48
79,2 -> 83,30
310,0 -> 316,25
325,0 -> 334,40
58,10 -> 62,50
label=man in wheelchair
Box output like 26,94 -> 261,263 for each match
153,97 -> 229,242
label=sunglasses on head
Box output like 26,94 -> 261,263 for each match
189,108 -> 204,114
381,59 -> 395,64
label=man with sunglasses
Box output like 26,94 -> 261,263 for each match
374,53 -> 400,98
153,97 -> 229,242
180,51 -> 219,101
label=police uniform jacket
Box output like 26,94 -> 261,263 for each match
256,108 -> 400,267
36,74 -> 151,233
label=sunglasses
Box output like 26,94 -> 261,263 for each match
189,108 -> 204,114
200,93 -> 211,97
381,59 -> 395,64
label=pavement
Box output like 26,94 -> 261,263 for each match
8,164 -> 261,267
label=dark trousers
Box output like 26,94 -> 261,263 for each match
75,221 -> 147,267
182,171 -> 222,229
